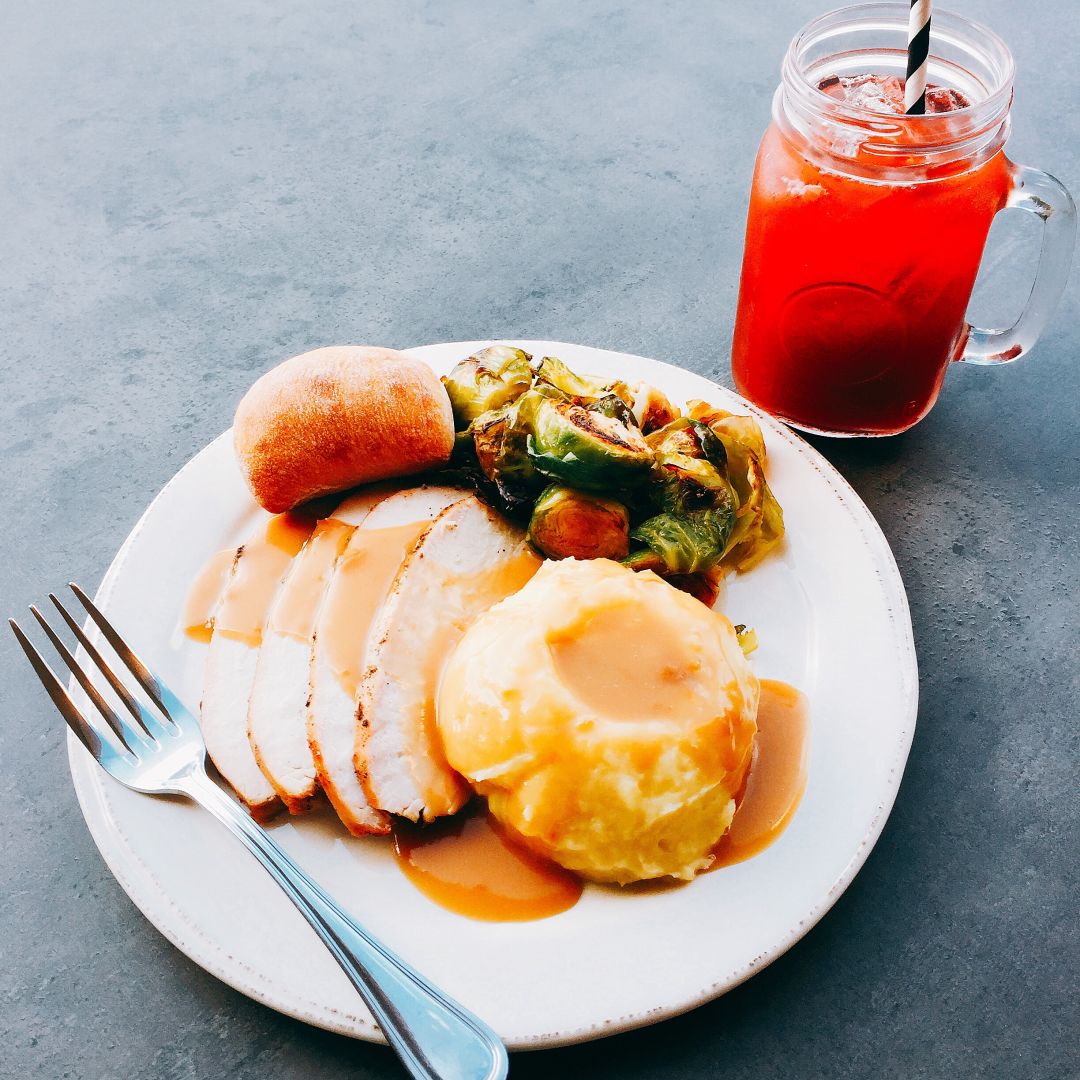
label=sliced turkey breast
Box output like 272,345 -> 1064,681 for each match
356,496 -> 541,822
200,512 -> 316,818
307,485 -> 467,835
246,490 -> 387,814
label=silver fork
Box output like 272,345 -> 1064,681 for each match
11,583 -> 508,1080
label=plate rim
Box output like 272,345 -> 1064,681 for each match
67,339 -> 918,1050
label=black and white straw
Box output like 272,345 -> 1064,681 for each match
905,0 -> 932,114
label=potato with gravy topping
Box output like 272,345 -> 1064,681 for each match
436,558 -> 759,884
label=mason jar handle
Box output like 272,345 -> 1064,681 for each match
961,163 -> 1076,365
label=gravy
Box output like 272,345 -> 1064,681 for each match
214,513 -> 316,646
548,600 -> 705,722
394,679 -> 808,919
710,679 -> 810,869
320,521 -> 429,698
181,512 -> 315,644
393,802 -> 582,922
268,519 -> 354,640
180,548 -> 237,643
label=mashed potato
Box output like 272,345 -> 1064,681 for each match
436,558 -> 759,883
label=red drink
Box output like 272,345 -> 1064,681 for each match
733,76 -> 1011,435
729,7 -> 1075,438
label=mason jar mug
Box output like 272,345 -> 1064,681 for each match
731,4 -> 1075,436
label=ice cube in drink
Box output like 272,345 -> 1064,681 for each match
822,72 -> 971,113
836,73 -> 907,112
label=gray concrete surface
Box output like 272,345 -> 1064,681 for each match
2,1 -> 1077,1078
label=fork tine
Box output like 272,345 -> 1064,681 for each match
10,618 -> 104,758
48,592 -> 165,739
29,605 -> 143,754
68,583 -> 171,719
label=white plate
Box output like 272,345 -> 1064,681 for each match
67,340 -> 917,1050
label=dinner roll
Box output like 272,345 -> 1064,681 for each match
234,346 -> 455,513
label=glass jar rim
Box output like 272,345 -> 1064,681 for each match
783,3 -> 1015,128
776,2 -> 1015,176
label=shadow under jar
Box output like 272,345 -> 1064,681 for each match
731,3 -> 1075,437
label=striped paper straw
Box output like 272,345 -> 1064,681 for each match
905,0 -> 932,114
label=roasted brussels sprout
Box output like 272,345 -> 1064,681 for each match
628,506 -> 735,575
587,392 -> 638,427
621,548 -> 666,574
533,356 -> 611,401
471,399 -> 543,512
723,453 -> 785,572
527,484 -> 630,560
437,345 -> 785,596
646,420 -> 696,459
647,457 -> 732,523
687,402 -> 767,463
626,382 -> 680,434
647,417 -> 726,468
621,410 -> 744,581
526,397 -> 654,490
443,346 -> 533,429
646,419 -> 737,526
686,402 -> 785,572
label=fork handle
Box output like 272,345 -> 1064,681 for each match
177,770 -> 508,1080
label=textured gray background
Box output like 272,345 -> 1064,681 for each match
2,1 -> 1077,1078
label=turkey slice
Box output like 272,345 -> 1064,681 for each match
246,490 -> 388,814
357,496 -> 541,822
200,511 -> 317,819
308,485 -> 468,835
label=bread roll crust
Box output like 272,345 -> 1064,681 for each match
234,346 -> 455,513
